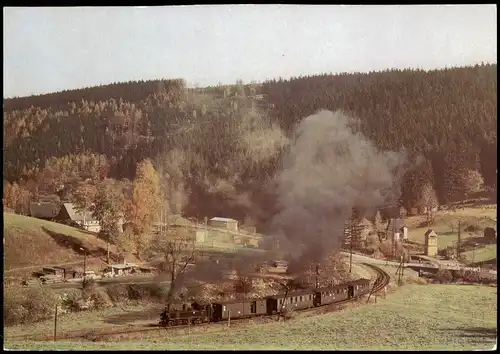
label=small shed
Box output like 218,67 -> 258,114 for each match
42,267 -> 65,278
104,263 -> 136,276
424,229 -> 438,257
484,227 -> 496,243
53,266 -> 77,279
208,217 -> 238,232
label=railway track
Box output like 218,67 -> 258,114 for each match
12,264 -> 390,342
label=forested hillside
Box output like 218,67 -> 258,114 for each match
4,64 -> 497,232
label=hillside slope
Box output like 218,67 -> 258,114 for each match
3,213 -> 127,273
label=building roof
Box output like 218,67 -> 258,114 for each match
210,217 -> 237,223
387,218 -> 406,232
109,263 -> 136,269
62,203 -> 96,222
30,201 -> 60,219
425,229 -> 437,237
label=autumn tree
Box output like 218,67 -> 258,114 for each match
128,160 -> 161,235
4,182 -> 32,215
91,180 -> 125,264
462,169 -> 485,198
373,210 -> 383,232
291,252 -> 350,289
73,182 -> 97,225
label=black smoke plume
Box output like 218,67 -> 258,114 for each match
270,110 -> 410,262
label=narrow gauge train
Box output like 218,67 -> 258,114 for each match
159,278 -> 370,326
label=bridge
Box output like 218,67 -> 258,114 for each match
346,252 -> 496,278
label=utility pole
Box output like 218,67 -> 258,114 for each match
395,256 -> 405,286
53,303 -> 58,342
349,220 -> 353,274
392,217 -> 396,261
315,263 -> 319,288
457,220 -> 461,260
79,247 -> 87,280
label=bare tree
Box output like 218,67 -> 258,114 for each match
149,227 -> 199,311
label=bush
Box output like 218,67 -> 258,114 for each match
62,292 -> 83,312
365,233 -> 380,254
105,283 -> 168,304
82,279 -> 98,300
105,284 -> 129,303
462,270 -> 481,283
90,288 -> 113,309
4,286 -> 59,326
435,269 -> 453,284
379,240 -> 393,258
280,306 -> 295,320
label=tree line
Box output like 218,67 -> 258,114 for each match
3,64 -> 497,233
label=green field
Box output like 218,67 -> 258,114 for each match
405,206 -> 497,268
405,206 -> 496,249
4,212 -> 264,280
461,244 -> 497,266
5,284 -> 497,350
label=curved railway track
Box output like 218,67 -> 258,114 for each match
11,263 -> 390,342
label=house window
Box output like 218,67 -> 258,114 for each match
300,296 -> 303,301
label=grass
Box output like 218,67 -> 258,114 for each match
404,205 -> 497,266
5,284 -> 497,350
3,303 -> 158,339
405,205 -> 497,249
461,244 -> 497,266
3,212 -> 263,281
3,213 -> 126,274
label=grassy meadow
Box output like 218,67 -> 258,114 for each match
404,204 -> 497,266
5,284 -> 497,350
3,213 -> 122,274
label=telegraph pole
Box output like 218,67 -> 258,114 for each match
392,217 -> 396,261
53,303 -> 58,342
349,218 -> 353,273
457,220 -> 461,260
315,263 -> 319,288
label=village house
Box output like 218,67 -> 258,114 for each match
386,218 -> 408,242
208,217 -> 239,232
56,202 -> 101,233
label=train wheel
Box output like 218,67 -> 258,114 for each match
194,318 -> 202,325
167,320 -> 174,327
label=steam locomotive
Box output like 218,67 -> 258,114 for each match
159,278 -> 370,326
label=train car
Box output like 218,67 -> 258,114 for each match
212,298 -> 267,321
266,289 -> 316,314
348,278 -> 371,298
314,283 -> 349,306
